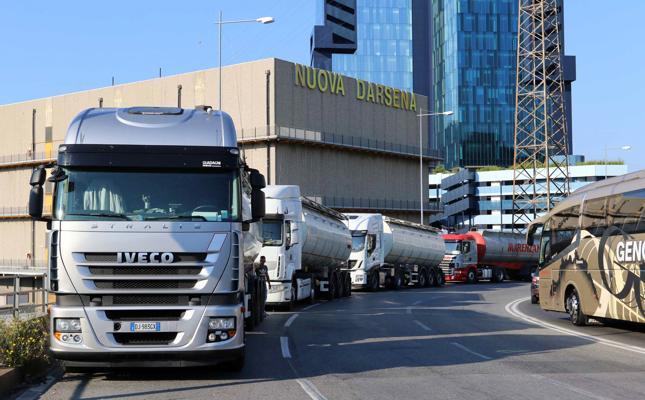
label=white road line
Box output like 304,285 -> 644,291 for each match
280,336 -> 291,358
284,313 -> 299,328
505,297 -> 645,357
451,342 -> 492,360
302,302 -> 321,311
296,379 -> 328,400
413,319 -> 432,331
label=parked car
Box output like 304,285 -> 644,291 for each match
530,271 -> 540,304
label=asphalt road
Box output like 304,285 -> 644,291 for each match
34,283 -> 645,400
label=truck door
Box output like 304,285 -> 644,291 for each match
462,241 -> 476,265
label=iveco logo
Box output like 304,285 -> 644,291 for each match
117,252 -> 174,263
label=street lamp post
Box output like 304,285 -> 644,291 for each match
603,144 -> 631,179
216,13 -> 274,111
417,109 -> 453,225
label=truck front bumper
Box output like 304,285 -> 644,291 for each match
444,269 -> 467,282
49,302 -> 244,367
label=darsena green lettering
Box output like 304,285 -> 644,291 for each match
366,83 -> 375,102
401,91 -> 409,110
410,94 -> 417,111
356,80 -> 366,100
393,89 -> 400,109
385,87 -> 393,106
376,85 -> 384,105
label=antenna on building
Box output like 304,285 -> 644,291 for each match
511,0 -> 570,232
159,68 -> 162,78
111,76 -> 115,86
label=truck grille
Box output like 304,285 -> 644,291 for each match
112,295 -> 184,305
94,280 -> 197,289
85,253 -> 206,263
105,309 -> 185,321
439,260 -> 453,276
89,266 -> 202,275
113,332 -> 177,346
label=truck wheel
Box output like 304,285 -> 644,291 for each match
436,270 -> 445,286
369,272 -> 379,291
566,288 -> 588,326
427,269 -> 436,287
392,272 -> 402,290
344,273 -> 352,297
417,269 -> 427,288
466,269 -> 477,284
494,268 -> 505,283
327,273 -> 336,300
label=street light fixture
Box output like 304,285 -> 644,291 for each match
603,144 -> 631,179
417,109 -> 454,225
215,12 -> 275,111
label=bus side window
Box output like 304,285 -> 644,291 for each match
543,205 -> 580,263
608,189 -> 645,235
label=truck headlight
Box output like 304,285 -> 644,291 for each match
54,318 -> 83,344
209,317 -> 235,330
55,318 -> 81,333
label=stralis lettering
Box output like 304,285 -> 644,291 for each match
294,64 -> 417,112
616,240 -> 645,263
117,252 -> 175,263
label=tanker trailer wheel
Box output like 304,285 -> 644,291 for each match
417,268 -> 427,288
466,269 -> 477,284
392,271 -> 402,290
327,272 -> 336,300
344,272 -> 352,297
436,269 -> 445,286
427,269 -> 436,287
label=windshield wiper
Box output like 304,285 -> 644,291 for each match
65,212 -> 130,220
143,215 -> 208,221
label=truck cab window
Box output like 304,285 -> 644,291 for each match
262,220 -> 283,246
366,234 -> 377,254
352,233 -> 366,251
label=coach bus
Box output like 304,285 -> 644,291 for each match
526,170 -> 644,326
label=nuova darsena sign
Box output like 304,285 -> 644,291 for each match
294,64 -> 417,112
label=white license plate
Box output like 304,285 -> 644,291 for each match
130,322 -> 160,332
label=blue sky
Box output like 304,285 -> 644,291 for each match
0,1 -> 642,170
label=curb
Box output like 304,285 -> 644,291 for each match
14,367 -> 63,400
0,368 -> 24,398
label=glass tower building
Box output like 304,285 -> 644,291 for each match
311,0 -> 575,169
332,0 -> 414,92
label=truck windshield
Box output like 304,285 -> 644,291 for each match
262,220 -> 283,246
352,233 -> 366,251
54,168 -> 240,222
445,241 -> 461,253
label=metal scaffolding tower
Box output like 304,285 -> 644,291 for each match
512,0 -> 570,232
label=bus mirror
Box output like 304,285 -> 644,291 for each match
30,168 -> 46,186
526,224 -> 539,246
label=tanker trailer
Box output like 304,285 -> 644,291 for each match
344,214 -> 446,290
440,230 -> 539,283
258,185 -> 352,309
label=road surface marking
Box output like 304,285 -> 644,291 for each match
505,297 -> 645,356
413,320 -> 432,331
406,306 -> 412,314
296,379 -> 328,400
413,300 -> 423,305
307,343 -> 332,347
451,342 -> 492,360
302,302 -> 322,311
280,336 -> 291,358
284,313 -> 299,328
532,374 -> 612,400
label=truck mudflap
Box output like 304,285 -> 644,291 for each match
55,346 -> 245,368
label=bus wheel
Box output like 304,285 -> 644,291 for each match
466,269 -> 477,284
566,288 -> 588,326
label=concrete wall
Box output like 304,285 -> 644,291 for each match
0,58 -> 433,263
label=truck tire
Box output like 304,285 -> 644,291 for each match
392,271 -> 402,290
491,267 -> 505,283
566,288 -> 588,326
369,271 -> 379,291
427,269 -> 436,287
436,270 -> 445,286
417,268 -> 427,288
466,269 -> 477,284
327,273 -> 336,300
344,273 -> 352,297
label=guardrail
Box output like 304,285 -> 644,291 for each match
0,205 -> 53,218
238,125 -> 444,160
0,151 -> 58,169
0,273 -> 50,320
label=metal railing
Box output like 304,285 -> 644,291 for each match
239,125 -> 444,160
0,150 -> 57,167
321,196 -> 441,213
0,204 -> 53,218
0,273 -> 50,320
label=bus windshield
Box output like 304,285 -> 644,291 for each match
54,168 -> 240,222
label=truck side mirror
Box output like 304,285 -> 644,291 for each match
249,169 -> 266,189
29,168 -> 46,220
29,185 -> 44,219
251,188 -> 265,221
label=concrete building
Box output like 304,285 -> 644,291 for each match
429,163 -> 629,231
0,58 -> 440,266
